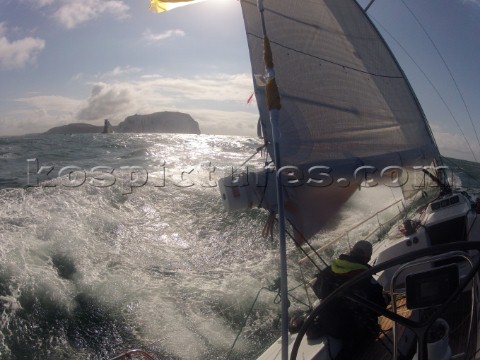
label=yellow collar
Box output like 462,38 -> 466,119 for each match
331,258 -> 368,274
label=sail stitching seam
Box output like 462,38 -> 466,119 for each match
247,32 -> 404,79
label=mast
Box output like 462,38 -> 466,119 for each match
257,1 -> 289,359
237,0 -> 444,355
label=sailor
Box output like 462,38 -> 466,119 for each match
308,240 -> 388,359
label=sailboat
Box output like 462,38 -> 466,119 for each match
114,0 -> 480,359
218,0 -> 480,359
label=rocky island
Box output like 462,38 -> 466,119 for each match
44,123 -> 102,134
44,112 -> 201,135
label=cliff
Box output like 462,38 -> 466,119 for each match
44,112 -> 201,135
45,123 -> 102,134
116,112 -> 200,134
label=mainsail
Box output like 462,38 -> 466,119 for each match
222,0 -> 441,242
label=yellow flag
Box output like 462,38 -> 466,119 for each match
149,0 -> 205,13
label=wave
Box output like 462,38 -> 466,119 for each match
0,134 -> 478,359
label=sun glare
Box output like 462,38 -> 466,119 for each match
166,0 -> 207,11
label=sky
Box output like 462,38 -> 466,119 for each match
0,0 -> 479,161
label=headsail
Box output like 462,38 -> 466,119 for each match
225,0 -> 441,242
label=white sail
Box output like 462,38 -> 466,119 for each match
228,0 -> 441,242
243,0 -> 438,165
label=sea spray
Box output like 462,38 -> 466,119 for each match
1,134 -> 479,359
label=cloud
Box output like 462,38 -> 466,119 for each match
142,29 -> 186,42
431,124 -> 480,162
16,95 -> 81,112
20,0 -> 129,28
0,95 -> 82,135
0,109 -> 53,135
77,83 -> 133,120
53,0 -> 129,29
0,25 -> 45,70
189,108 -> 258,136
106,66 -> 142,77
74,73 -> 258,135
1,72 -> 258,136
132,73 -> 255,106
73,65 -> 143,82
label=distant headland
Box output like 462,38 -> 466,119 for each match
44,112 -> 201,135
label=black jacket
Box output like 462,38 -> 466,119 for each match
310,254 -> 387,339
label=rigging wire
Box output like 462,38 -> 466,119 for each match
225,286 -> 270,359
442,156 -> 480,189
230,144 -> 266,176
232,146 -> 329,270
247,32 -> 403,80
225,281 -> 312,359
364,0 -> 376,12
369,17 -> 479,163
399,0 -> 480,161
262,211 -> 328,271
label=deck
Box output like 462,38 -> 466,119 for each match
358,291 -> 477,360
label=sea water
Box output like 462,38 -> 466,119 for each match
0,133 -> 478,360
